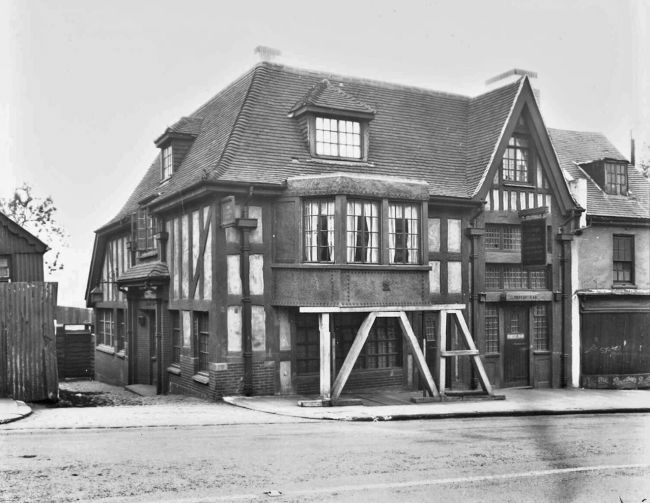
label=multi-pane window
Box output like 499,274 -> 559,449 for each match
485,264 -> 548,290
304,199 -> 335,262
423,313 -> 437,343
97,309 -> 114,347
295,315 -> 319,374
171,311 -> 181,364
335,316 -> 403,370
136,208 -> 155,252
485,224 -> 521,251
613,235 -> 634,284
161,145 -> 173,180
0,256 -> 10,281
388,203 -> 420,264
485,306 -> 499,353
116,309 -> 126,352
315,117 -> 361,159
502,136 -> 530,183
533,305 -> 549,351
193,311 -> 209,372
347,200 -> 380,263
604,163 -> 627,195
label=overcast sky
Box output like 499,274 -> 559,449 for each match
1,0 -> 648,307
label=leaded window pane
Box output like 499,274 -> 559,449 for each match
346,200 -> 380,263
315,117 -> 362,159
304,199 -> 335,262
485,306 -> 499,353
533,305 -> 549,351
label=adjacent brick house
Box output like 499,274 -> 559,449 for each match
85,63 -> 586,399
550,129 -> 650,389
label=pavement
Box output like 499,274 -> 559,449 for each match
1,386 -> 649,428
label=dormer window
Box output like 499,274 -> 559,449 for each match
315,117 -> 361,159
604,162 -> 627,195
502,136 -> 530,183
161,145 -> 173,180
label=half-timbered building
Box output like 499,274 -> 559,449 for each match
85,63 -> 583,399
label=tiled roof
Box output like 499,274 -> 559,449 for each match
549,128 -> 649,220
116,261 -> 169,284
167,116 -> 204,136
290,79 -> 376,115
101,63 -> 529,230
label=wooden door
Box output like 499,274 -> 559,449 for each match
504,306 -> 529,387
135,310 -> 156,386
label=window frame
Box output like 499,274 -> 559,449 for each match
0,255 -> 10,282
604,162 -> 628,196
613,234 -> 634,285
303,198 -> 336,263
116,309 -> 126,353
161,144 -> 173,180
501,135 -> 533,185
312,116 -> 364,161
193,311 -> 209,373
346,199 -> 380,264
171,310 -> 181,365
135,207 -> 156,254
97,308 -> 115,347
484,305 -> 500,354
388,202 -> 420,265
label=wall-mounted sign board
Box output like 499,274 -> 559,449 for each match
521,217 -> 547,267
221,196 -> 236,228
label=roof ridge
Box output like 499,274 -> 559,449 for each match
211,64 -> 265,180
259,61 -> 474,101
190,64 -> 260,118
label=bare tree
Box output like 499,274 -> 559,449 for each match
0,183 -> 67,274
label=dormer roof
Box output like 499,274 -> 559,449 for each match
289,79 -> 376,118
154,116 -> 204,147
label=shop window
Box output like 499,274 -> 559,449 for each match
304,199 -> 335,262
485,306 -> 499,353
533,305 -> 549,351
613,235 -> 634,284
171,311 -> 181,364
193,311 -> 209,372
97,309 -> 114,347
388,202 -> 420,264
346,200 -> 380,263
335,316 -> 403,370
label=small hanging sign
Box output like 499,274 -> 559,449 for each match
221,196 -> 236,228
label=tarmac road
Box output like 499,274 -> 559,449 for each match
1,412 -> 649,502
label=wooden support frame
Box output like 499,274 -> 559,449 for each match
319,313 -> 331,399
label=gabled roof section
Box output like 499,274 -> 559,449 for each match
0,211 -> 48,252
466,78 -> 523,195
289,79 -> 376,117
549,128 -> 649,220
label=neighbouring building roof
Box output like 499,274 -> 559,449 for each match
549,128 -> 650,221
0,211 -> 48,252
102,62 -> 527,230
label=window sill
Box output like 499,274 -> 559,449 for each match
612,283 -> 637,289
307,157 -> 372,167
96,344 -> 115,355
116,350 -> 126,359
533,350 -> 551,355
192,372 -> 210,385
484,352 -> 500,358
274,263 -> 430,272
167,365 -> 181,376
137,250 -> 158,259
502,181 -> 535,189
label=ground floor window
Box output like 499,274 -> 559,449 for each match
116,309 -> 126,352
97,309 -> 114,346
171,311 -> 181,364
533,304 -> 549,351
335,315 -> 403,370
193,311 -> 209,372
485,305 -> 499,353
295,314 -> 320,374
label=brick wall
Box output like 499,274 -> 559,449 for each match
166,359 -> 276,400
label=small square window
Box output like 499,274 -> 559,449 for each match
0,256 -> 10,281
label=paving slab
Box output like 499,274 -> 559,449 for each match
224,388 -> 650,421
0,399 -> 32,424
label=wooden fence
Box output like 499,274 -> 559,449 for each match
56,324 -> 94,379
0,282 -> 59,401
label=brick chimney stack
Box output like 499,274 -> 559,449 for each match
486,68 -> 540,104
254,46 -> 281,62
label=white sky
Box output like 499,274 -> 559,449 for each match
1,0 -> 648,307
